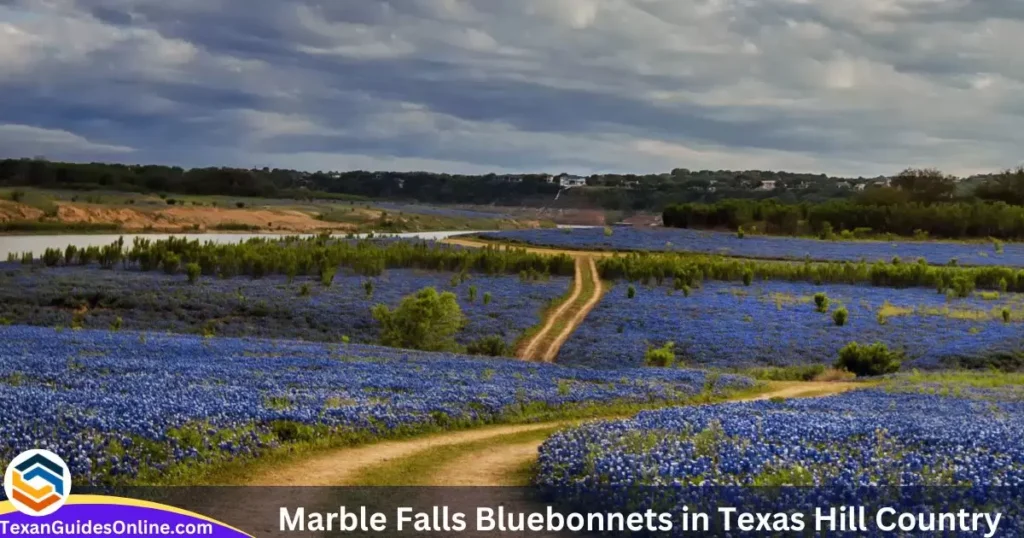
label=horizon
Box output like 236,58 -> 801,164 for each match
1,1 -> 1022,177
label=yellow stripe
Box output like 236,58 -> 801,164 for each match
11,470 -> 56,500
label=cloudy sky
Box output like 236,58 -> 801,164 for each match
1,0 -> 1021,176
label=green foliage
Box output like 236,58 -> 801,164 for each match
467,285 -> 477,302
833,307 -> 848,326
1002,308 -> 1011,323
742,268 -> 753,286
644,341 -> 676,368
465,335 -> 508,357
603,226 -> 613,237
299,283 -> 311,297
364,280 -> 375,299
835,342 -> 903,377
482,292 -> 492,305
185,262 -> 201,284
746,364 -> 826,382
42,248 -> 61,267
371,287 -> 466,352
813,292 -> 829,313
110,316 -> 123,331
627,285 -> 636,299
736,226 -> 745,239
161,253 -> 180,275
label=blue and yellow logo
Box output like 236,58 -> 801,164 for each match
3,449 -> 71,517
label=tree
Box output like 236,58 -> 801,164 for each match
891,168 -> 956,203
835,342 -> 902,377
371,287 -> 466,352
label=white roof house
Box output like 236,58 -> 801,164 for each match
559,175 -> 587,188
758,180 -> 778,191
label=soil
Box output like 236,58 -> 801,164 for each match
541,257 -> 603,362
244,382 -> 863,487
518,258 -> 584,360
54,203 -> 353,232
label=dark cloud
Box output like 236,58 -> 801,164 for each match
0,0 -> 1021,175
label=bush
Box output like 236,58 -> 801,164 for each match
371,287 -> 466,352
42,248 -> 62,267
236,202 -> 245,208
833,307 -> 848,326
1003,308 -> 1011,323
482,292 -> 492,305
736,226 -> 745,239
466,335 -> 508,357
110,316 -> 123,331
468,285 -> 477,302
644,341 -> 676,368
364,280 -> 374,299
813,292 -> 829,313
835,342 -> 903,377
603,226 -> 613,237
299,283 -> 311,297
161,253 -> 180,275
185,262 -> 201,284
742,269 -> 753,286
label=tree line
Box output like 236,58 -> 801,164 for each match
663,168 -> 1024,239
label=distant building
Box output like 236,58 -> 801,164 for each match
559,175 -> 587,188
758,180 -> 777,191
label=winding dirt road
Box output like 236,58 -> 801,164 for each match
243,381 -> 862,487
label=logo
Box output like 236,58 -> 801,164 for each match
4,449 -> 71,517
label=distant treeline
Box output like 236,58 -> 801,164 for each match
4,158 -> 1023,212
26,235 -> 576,281
662,167 -> 1024,240
664,199 -> 1024,240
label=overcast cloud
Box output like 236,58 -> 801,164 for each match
1,0 -> 1022,176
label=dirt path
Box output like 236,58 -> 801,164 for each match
541,257 -> 603,362
245,381 -> 862,487
422,381 -> 861,487
516,256 -> 604,362
518,258 -> 584,360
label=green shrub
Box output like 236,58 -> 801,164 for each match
482,292 -> 492,305
161,253 -> 180,275
468,285 -> 478,302
236,202 -> 245,208
42,248 -> 62,267
110,316 -> 123,331
742,269 -> 753,286
185,262 -> 201,284
1003,308 -> 1011,323
627,285 -> 636,299
833,307 -> 848,326
371,287 -> 465,352
299,283 -> 311,297
603,226 -> 613,237
364,280 -> 375,298
466,335 -> 508,357
736,226 -> 745,239
813,292 -> 829,313
644,341 -> 676,368
835,342 -> 903,377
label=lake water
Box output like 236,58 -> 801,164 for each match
0,230 -> 490,259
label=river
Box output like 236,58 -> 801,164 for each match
0,230 -> 490,260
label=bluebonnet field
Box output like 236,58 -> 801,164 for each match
0,265 -> 568,348
0,325 -> 752,485
558,280 -> 1024,369
482,227 -> 1024,267
536,384 -> 1024,535
538,386 -> 1024,487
